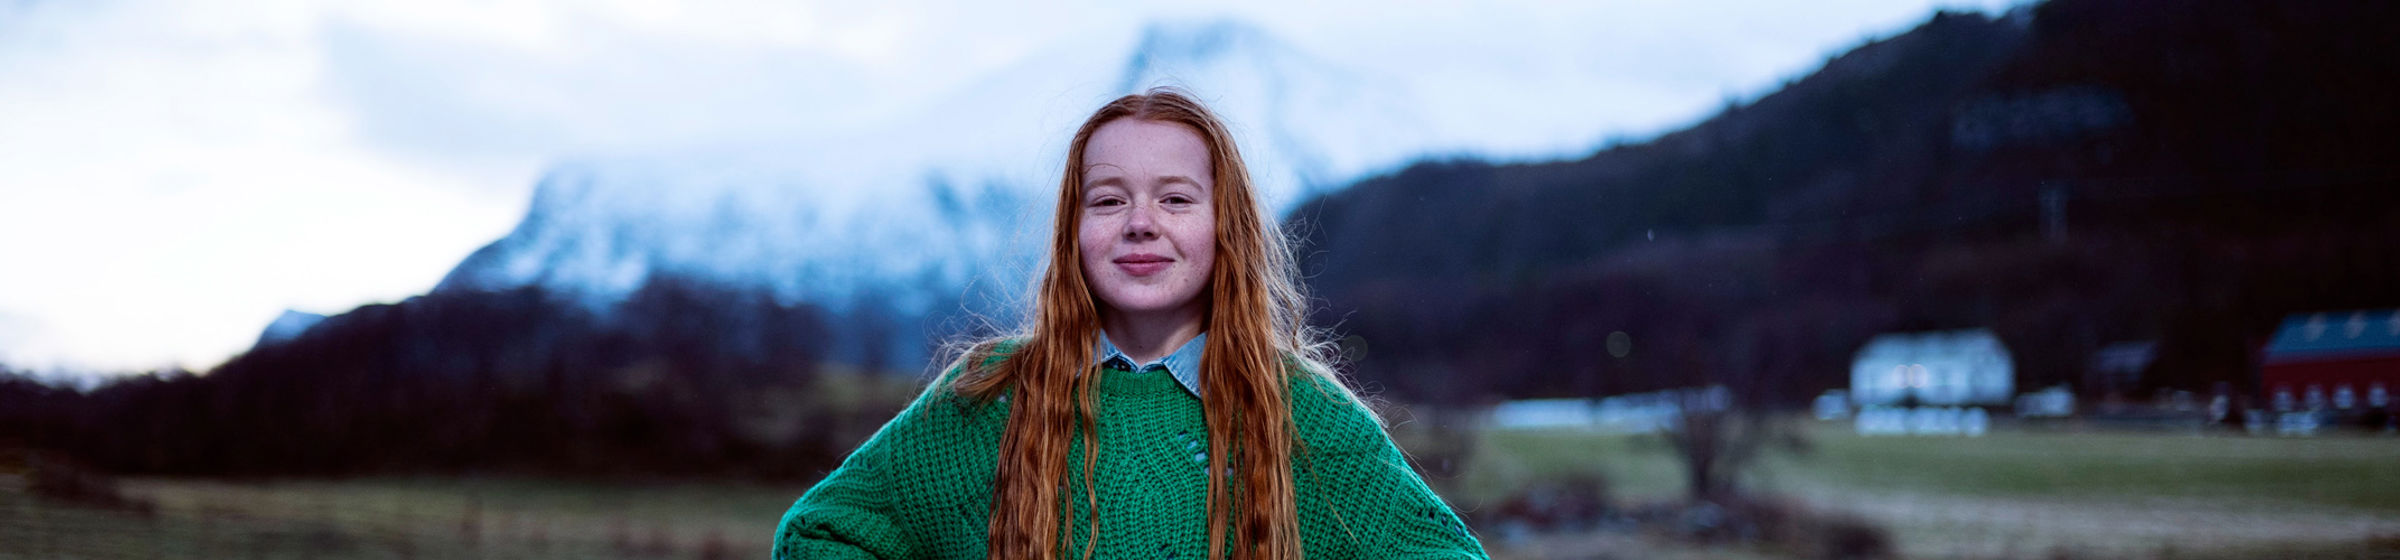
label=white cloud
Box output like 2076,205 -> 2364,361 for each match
0,0 -> 525,373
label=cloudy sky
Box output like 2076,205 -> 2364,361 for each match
0,0 -> 2021,376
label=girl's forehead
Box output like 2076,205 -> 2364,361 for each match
1083,119 -> 1213,178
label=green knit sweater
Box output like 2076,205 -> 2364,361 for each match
770,357 -> 1488,559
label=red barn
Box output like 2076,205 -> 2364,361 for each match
2260,309 -> 2400,412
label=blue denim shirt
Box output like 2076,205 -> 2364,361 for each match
1097,331 -> 1206,399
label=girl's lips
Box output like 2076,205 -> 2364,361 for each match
1113,254 -> 1172,276
1115,261 -> 1170,276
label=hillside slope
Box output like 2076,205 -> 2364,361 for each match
1293,0 -> 2400,404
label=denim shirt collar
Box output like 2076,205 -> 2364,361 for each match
1097,331 -> 1206,399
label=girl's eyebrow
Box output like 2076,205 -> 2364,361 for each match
1083,175 -> 1205,191
1155,175 -> 1202,188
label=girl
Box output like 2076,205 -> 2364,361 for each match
773,88 -> 1486,560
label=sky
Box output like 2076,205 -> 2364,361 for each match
0,0 -> 2023,377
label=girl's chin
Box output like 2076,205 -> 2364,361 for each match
1098,292 -> 1205,316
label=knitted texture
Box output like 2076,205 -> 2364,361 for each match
771,359 -> 1487,559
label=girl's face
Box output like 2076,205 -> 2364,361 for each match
1077,118 -> 1217,322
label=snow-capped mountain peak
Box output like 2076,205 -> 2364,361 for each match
424,17 -> 1456,368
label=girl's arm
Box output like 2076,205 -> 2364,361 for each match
1294,376 -> 1491,559
771,402 -> 916,560
1299,438 -> 1488,559
772,365 -> 982,560
773,464 -> 902,559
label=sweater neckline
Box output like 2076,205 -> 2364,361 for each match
1094,365 -> 1193,399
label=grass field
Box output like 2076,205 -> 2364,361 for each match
5,420 -> 2398,559
1458,420 -> 2400,559
1,474 -> 813,559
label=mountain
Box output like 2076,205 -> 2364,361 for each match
428,18 -> 1473,370
253,310 -> 325,348
1292,0 -> 2400,404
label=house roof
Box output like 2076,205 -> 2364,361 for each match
2264,309 -> 2400,363
1855,328 -> 2009,361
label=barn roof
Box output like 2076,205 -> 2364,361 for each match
2264,309 -> 2400,363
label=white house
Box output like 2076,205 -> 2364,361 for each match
1850,328 -> 2016,408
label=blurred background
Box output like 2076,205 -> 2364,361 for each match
4,0 -> 2397,558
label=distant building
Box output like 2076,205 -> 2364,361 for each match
2015,385 -> 2076,417
2261,309 -> 2400,414
1848,329 -> 2013,436
2086,341 -> 2157,396
1489,399 -> 1597,430
1487,386 -> 1728,433
1849,329 -> 2015,408
1813,390 -> 1851,420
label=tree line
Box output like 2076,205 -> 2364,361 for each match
0,274 -> 901,479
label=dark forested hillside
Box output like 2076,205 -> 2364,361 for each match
1292,0 -> 2400,406
0,276 -> 888,478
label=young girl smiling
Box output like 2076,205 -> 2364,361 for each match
773,88 -> 1486,560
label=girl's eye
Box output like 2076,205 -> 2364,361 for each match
1164,195 -> 1195,205
1090,197 -> 1125,207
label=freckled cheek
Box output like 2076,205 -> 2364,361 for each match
1077,216 -> 1115,253
1076,237 -> 1105,279
1174,220 -> 1216,277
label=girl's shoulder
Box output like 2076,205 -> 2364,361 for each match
922,337 -> 1026,392
1284,364 -> 1389,456
874,337 -> 1025,434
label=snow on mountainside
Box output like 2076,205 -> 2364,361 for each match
1111,19 -> 1437,203
429,19 -> 1488,367
254,310 -> 326,348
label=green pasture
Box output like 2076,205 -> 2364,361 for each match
1455,419 -> 2400,559
1,475 -> 812,560
1453,420 -> 2400,513
1771,422 -> 2400,512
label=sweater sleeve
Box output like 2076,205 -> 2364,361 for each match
1292,376 -> 1490,560
771,370 -> 967,560
772,452 -> 902,560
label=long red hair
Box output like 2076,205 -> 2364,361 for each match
948,88 -> 1343,560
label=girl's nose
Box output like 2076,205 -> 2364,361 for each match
1123,202 -> 1159,240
